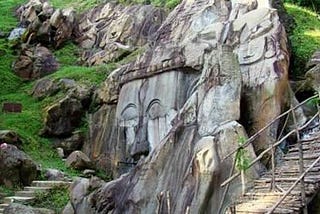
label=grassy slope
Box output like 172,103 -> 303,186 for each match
0,0 -> 113,179
285,3 -> 320,79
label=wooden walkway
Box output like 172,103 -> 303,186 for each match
227,129 -> 320,213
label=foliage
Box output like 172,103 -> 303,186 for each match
284,0 -> 320,13
0,0 -> 118,180
50,0 -> 106,12
28,185 -> 69,213
0,0 -> 24,96
48,64 -> 116,86
95,169 -> 113,181
118,0 -> 181,9
0,0 -> 25,32
53,42 -> 80,66
0,185 -> 15,198
285,3 -> 320,79
235,136 -> 250,171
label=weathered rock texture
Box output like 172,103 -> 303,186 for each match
66,150 -> 93,170
306,50 -> 320,91
77,0 -> 290,212
13,44 -> 59,80
16,0 -> 76,48
0,130 -> 23,149
41,83 -> 93,137
4,203 -> 54,214
76,2 -> 166,65
0,144 -> 38,187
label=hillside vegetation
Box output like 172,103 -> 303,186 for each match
285,3 -> 320,78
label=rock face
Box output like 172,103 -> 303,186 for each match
41,84 -> 92,137
4,203 -> 55,214
13,44 -> 59,80
0,144 -> 38,187
54,131 -> 85,157
76,0 -> 290,212
76,2 -> 166,65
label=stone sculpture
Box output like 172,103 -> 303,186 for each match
75,0 -> 291,212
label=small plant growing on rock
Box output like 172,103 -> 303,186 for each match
235,136 -> 250,195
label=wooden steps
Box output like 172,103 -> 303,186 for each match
228,129 -> 320,213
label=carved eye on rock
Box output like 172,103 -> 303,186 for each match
147,99 -> 164,119
120,103 -> 138,127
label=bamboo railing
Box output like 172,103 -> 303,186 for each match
219,94 -> 320,214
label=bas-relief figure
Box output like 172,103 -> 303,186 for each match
79,0 -> 290,212
116,71 -> 197,165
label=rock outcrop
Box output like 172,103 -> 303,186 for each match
0,144 -> 38,187
16,0 -> 76,48
13,44 -> 59,80
41,84 -> 93,137
76,0 -> 290,212
306,50 -> 320,91
4,203 -> 55,214
76,2 -> 166,65
0,130 -> 23,149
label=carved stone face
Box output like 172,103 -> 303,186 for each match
116,71 -> 197,161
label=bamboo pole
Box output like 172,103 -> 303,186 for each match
223,95 -> 317,162
221,112 -> 319,187
217,157 -> 236,214
292,106 -> 308,214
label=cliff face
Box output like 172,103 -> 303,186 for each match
75,0 -> 291,212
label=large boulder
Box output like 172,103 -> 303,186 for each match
0,130 -> 23,149
76,3 -> 166,65
77,0 -> 292,212
66,151 -> 93,170
44,168 -> 66,181
54,131 -> 85,157
41,84 -> 92,137
31,78 -> 59,99
0,144 -> 38,187
68,177 -> 105,213
13,44 -> 59,80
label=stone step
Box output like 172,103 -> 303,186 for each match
31,180 -> 72,188
0,204 -> 9,209
4,196 -> 34,203
0,208 -> 3,213
24,186 -> 52,191
15,190 -> 37,197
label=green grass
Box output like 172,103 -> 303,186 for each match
285,3 -> 320,79
0,0 -> 115,179
48,64 -> 116,86
0,185 -> 16,198
0,0 -> 25,32
54,42 -> 80,66
0,0 -> 24,96
50,0 -> 105,12
28,185 -> 69,213
118,0 -> 180,9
